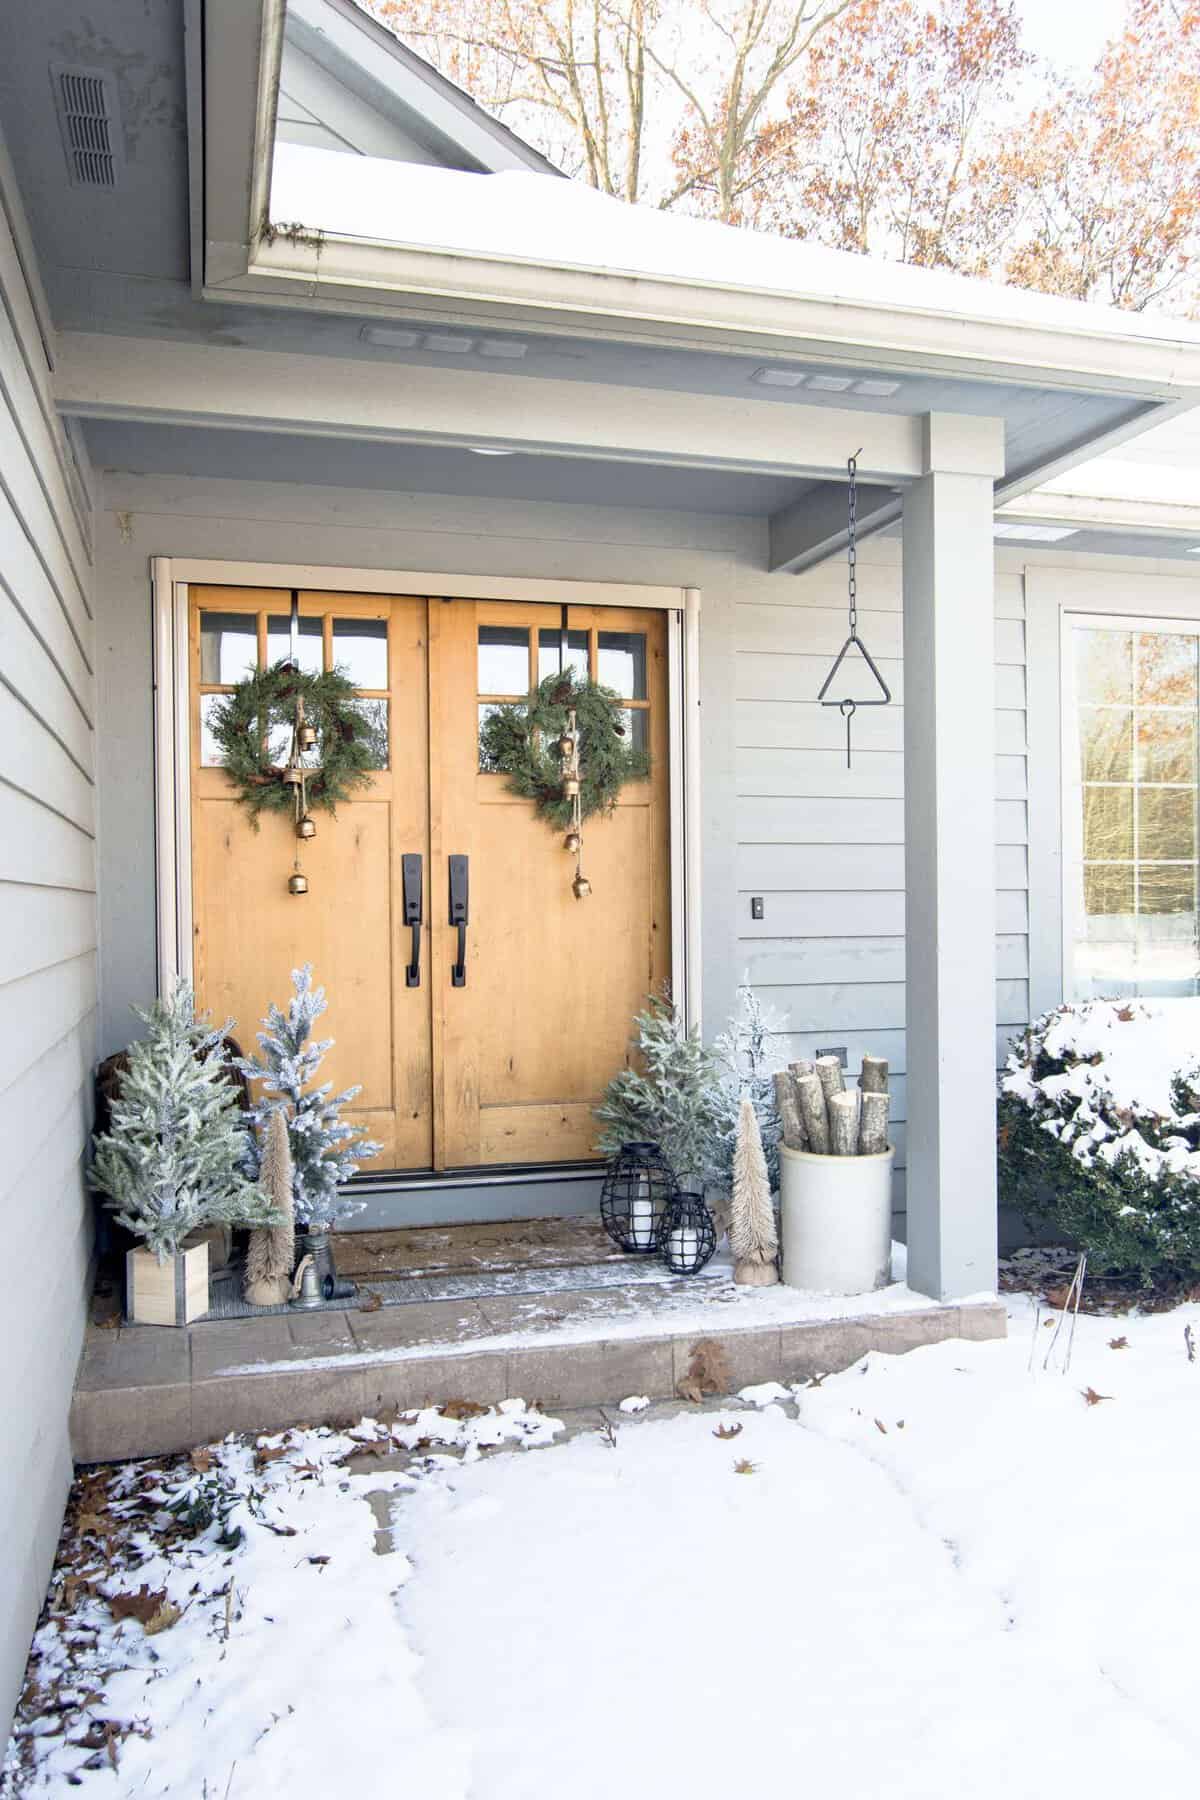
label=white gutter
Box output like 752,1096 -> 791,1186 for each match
229,229 -> 1200,399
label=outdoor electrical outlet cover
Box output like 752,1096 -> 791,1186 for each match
751,897 -> 765,920
816,1046 -> 848,1068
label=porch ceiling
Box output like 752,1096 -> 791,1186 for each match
79,417 -> 815,516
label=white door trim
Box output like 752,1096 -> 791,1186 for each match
152,555 -> 702,1030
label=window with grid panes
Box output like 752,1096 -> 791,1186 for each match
1065,618 -> 1200,997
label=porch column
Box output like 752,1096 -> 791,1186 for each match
902,414 -> 1005,1301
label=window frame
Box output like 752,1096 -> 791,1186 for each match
1061,608 -> 1200,1001
1024,560 -> 1200,1015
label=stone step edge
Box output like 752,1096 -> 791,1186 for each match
70,1301 -> 1006,1466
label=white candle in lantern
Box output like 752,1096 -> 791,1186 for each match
629,1172 -> 655,1249
667,1225 -> 700,1269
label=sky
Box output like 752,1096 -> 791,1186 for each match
1013,0 -> 1128,70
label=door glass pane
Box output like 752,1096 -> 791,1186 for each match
200,612 -> 257,685
1075,629 -> 1131,704
1137,712 -> 1196,783
618,709 -> 649,754
266,614 -> 323,673
356,699 -> 389,769
537,628 -> 589,681
1082,786 -> 1132,861
199,693 -> 225,766
333,618 -> 388,689
478,626 -> 529,694
1136,632 -> 1197,706
1079,708 -> 1131,782
598,631 -> 647,699
478,702 -> 513,771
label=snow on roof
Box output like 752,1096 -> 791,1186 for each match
272,141 -> 1200,352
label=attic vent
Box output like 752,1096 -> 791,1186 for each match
50,64 -> 124,188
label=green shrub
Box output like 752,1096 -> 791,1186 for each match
999,1000 -> 1200,1286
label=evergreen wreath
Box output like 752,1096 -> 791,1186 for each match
208,661 -> 377,825
478,669 -> 650,828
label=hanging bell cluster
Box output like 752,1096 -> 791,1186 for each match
287,693 -> 317,896
559,709 -> 591,898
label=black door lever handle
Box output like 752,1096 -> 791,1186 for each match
402,854 -> 423,987
449,854 -> 469,987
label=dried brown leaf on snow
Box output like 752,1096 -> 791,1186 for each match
712,1422 -> 743,1440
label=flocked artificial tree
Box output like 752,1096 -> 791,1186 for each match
730,1096 -> 779,1286
595,990 -> 734,1191
243,1108 -> 296,1306
239,964 -> 381,1230
90,983 -> 278,1260
714,982 -> 785,1191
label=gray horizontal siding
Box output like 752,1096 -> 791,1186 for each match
736,564 -> 1029,1212
0,127 -> 96,1737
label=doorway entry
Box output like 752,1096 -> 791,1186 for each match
188,585 -> 672,1177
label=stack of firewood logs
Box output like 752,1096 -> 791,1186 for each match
773,1055 -> 890,1157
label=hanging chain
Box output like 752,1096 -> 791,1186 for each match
817,448 -> 890,767
847,452 -> 858,641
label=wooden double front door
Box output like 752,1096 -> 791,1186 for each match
190,586 -> 671,1175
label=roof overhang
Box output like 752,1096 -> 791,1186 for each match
177,2 -> 1200,569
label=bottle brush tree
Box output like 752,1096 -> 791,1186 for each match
243,1108 -> 296,1306
239,964 -> 382,1231
730,1096 -> 779,1286
89,984 -> 279,1261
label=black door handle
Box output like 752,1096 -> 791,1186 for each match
449,854 -> 469,987
402,854 -> 423,987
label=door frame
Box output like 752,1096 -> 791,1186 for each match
151,557 -> 703,1103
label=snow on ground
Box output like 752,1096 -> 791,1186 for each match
9,1297 -> 1200,1797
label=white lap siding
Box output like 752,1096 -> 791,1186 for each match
0,130 -> 96,1731
736,541 -> 1029,1218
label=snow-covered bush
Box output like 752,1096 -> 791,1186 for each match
999,999 -> 1200,1283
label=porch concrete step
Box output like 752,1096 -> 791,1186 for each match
70,1295 -> 1006,1464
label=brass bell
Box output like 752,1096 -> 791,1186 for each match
297,722 -> 318,752
296,814 -> 317,840
282,765 -> 305,786
557,733 -> 576,758
563,830 -> 581,853
288,871 -> 309,896
562,776 -> 581,799
572,872 -> 592,900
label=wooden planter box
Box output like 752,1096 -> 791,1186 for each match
126,1239 -> 210,1328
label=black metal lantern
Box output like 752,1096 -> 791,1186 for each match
660,1190 -> 717,1275
600,1141 -> 676,1253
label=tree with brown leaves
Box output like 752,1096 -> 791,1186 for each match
369,0 -> 852,216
